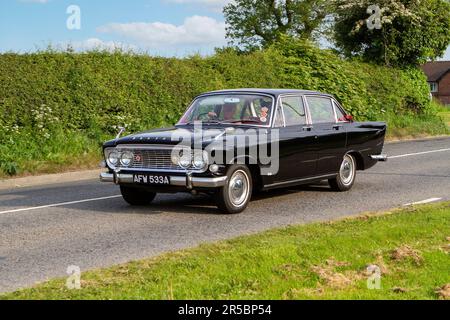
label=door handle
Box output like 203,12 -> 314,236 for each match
302,126 -> 313,132
333,125 -> 343,130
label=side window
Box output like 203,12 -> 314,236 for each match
307,97 -> 336,124
333,101 -> 347,122
281,96 -> 307,126
273,104 -> 284,127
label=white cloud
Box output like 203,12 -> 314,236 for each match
97,16 -> 226,49
62,38 -> 137,52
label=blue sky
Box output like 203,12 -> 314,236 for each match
1,0 -> 449,59
0,0 -> 230,56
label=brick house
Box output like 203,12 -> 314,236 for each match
421,61 -> 450,106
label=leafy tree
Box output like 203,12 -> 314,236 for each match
224,0 -> 330,50
333,0 -> 450,66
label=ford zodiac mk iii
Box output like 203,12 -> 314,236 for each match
100,89 -> 387,214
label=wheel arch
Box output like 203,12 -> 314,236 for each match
227,155 -> 263,191
347,150 -> 365,171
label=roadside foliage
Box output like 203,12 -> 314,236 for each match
0,41 -> 447,176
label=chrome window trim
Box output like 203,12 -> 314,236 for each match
177,92 -> 276,128
272,98 -> 285,128
332,99 -> 351,123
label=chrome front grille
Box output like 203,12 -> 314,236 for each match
132,149 -> 180,170
117,145 -> 182,172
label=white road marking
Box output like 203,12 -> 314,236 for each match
389,148 -> 450,159
0,195 -> 122,215
403,198 -> 443,206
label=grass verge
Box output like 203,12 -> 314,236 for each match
2,202 -> 449,300
438,107 -> 450,128
386,113 -> 449,140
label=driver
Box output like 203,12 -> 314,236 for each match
208,103 -> 237,121
222,103 -> 237,121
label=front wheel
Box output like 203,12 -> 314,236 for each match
120,186 -> 157,206
215,165 -> 253,214
329,154 -> 356,192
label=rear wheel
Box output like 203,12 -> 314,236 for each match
329,154 -> 356,192
215,165 -> 252,214
120,186 -> 157,206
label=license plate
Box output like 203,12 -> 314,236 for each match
133,174 -> 171,185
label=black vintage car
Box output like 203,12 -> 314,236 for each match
100,89 -> 387,214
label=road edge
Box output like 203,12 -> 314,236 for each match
0,169 -> 103,191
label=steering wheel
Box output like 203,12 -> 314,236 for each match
196,112 -> 218,121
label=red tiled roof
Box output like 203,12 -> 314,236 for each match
421,61 -> 450,82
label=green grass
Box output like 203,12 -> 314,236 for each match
386,113 -> 448,140
438,107 -> 450,128
2,202 -> 449,300
0,129 -> 105,178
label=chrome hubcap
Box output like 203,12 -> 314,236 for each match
228,170 -> 250,207
340,155 -> 355,186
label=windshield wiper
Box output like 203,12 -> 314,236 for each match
182,120 -> 221,126
221,119 -> 262,124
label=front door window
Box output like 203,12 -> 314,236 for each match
281,96 -> 307,126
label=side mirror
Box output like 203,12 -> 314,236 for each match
344,115 -> 354,122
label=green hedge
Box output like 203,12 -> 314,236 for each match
0,41 -> 446,176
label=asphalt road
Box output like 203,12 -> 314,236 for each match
0,137 -> 449,293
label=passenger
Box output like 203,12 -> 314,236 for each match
221,103 -> 237,121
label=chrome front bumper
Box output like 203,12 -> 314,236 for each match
100,172 -> 227,189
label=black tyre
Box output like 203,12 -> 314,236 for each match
329,154 -> 356,192
120,186 -> 157,206
215,165 -> 253,214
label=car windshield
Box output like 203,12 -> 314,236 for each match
178,94 -> 274,126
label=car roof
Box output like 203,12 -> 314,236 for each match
198,88 -> 334,98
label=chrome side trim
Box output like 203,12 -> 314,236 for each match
100,173 -> 227,188
263,174 -> 337,189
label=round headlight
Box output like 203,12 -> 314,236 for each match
193,152 -> 208,170
176,148 -> 192,169
171,154 -> 181,166
179,156 -> 192,169
108,151 -> 120,166
171,148 -> 183,166
120,151 -> 133,167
